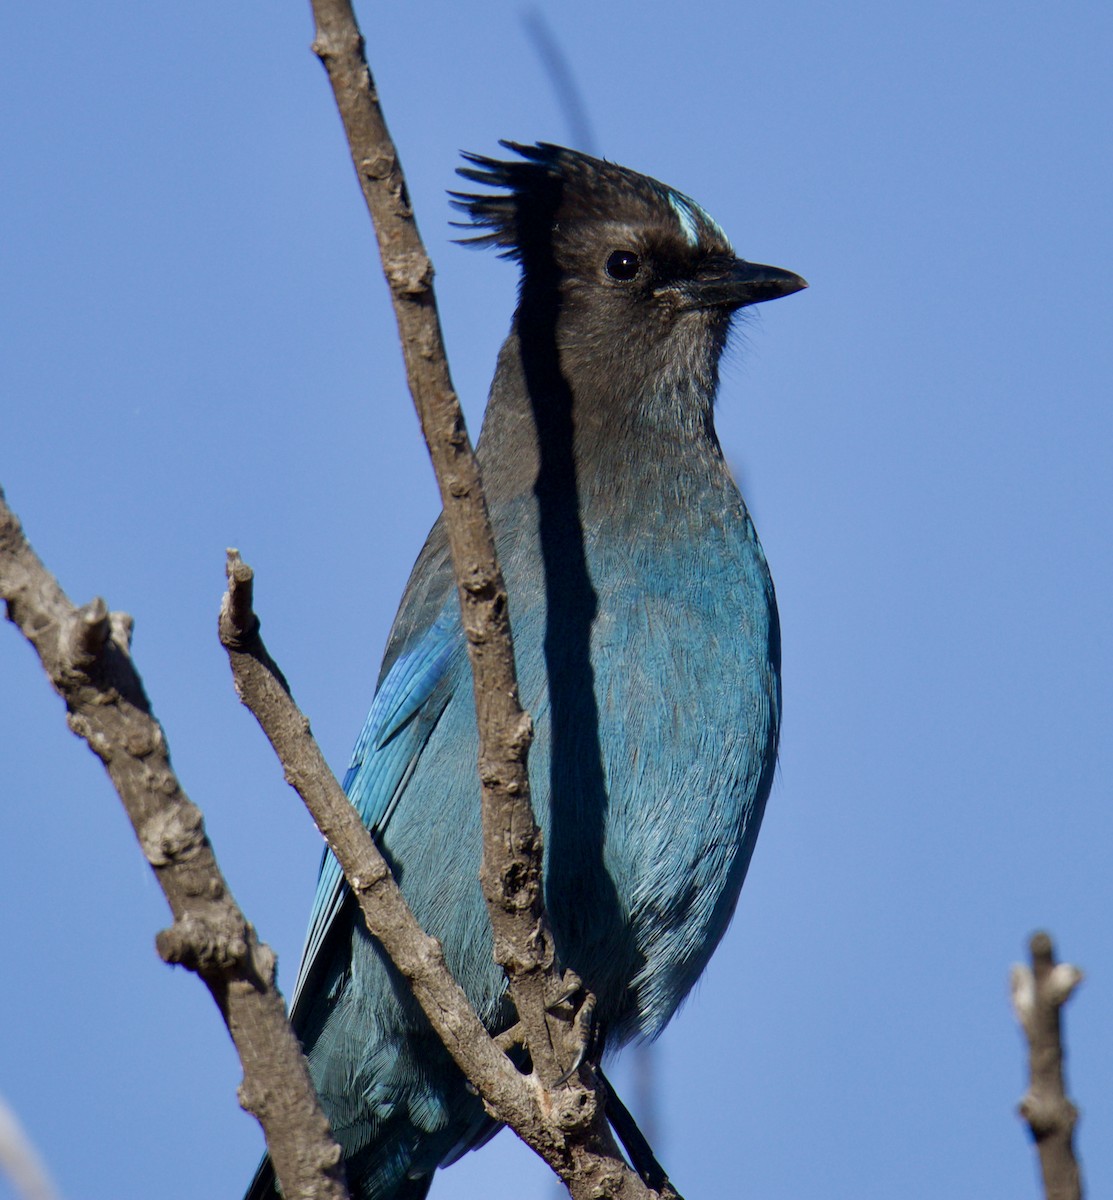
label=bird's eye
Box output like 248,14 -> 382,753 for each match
605,249 -> 641,281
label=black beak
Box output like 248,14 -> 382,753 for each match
679,258 -> 808,311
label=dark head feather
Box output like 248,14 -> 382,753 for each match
449,141 -> 732,261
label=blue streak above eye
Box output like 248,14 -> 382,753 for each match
666,187 -> 730,248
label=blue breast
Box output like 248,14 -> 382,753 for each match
342,453 -> 779,1041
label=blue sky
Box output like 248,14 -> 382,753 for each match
1,3 -> 1111,1198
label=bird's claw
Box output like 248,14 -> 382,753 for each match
553,986 -> 598,1087
544,969 -> 584,1015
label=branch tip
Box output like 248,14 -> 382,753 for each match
226,547 -> 254,583
221,548 -> 258,646
1030,929 -> 1054,965
110,609 -> 134,652
1048,964 -> 1084,1005
1013,930 -> 1084,1200
66,595 -> 110,666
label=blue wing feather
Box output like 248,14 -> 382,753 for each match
290,601 -> 462,1012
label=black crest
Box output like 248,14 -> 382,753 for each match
450,141 -> 732,261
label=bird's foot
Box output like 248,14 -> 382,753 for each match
545,975 -> 599,1087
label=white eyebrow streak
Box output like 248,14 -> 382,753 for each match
666,189 -> 730,249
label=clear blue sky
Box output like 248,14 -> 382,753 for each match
2,3 -> 1111,1198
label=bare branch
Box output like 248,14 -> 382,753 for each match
0,1092 -> 61,1200
219,552 -> 547,1126
1011,931 -> 1084,1200
0,489 -> 349,1200
307,0 -> 577,1091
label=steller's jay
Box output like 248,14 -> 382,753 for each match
247,142 -> 804,1200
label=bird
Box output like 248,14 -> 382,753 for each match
247,141 -> 804,1200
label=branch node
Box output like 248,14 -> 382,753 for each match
550,1082 -> 597,1133
65,709 -> 113,760
1019,1093 -> 1079,1139
493,1022 -> 525,1055
346,858 -> 390,894
139,801 -> 205,867
509,711 -> 534,754
358,148 -> 392,178
65,596 -> 110,668
385,252 -> 432,295
460,570 -> 492,599
156,913 -> 248,972
1048,963 -> 1084,1005
1010,963 -> 1036,1028
238,1078 -> 267,1116
585,1165 -> 625,1199
311,27 -> 364,67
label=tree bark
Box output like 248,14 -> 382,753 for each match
1011,931 -> 1084,1200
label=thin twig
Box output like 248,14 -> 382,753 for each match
521,9 -> 598,156
0,490 -> 349,1200
1011,931 -> 1084,1200
218,551 -> 566,1140
308,0 -> 578,1092
0,1092 -> 61,1200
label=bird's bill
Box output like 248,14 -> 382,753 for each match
675,259 -> 808,311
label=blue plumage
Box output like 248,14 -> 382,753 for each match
248,142 -> 804,1200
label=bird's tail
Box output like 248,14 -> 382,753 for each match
242,1152 -> 436,1200
244,1155 -> 278,1200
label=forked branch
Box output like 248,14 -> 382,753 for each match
0,490 -> 349,1200
1011,931 -> 1084,1200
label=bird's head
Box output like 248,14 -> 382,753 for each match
452,142 -> 805,405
